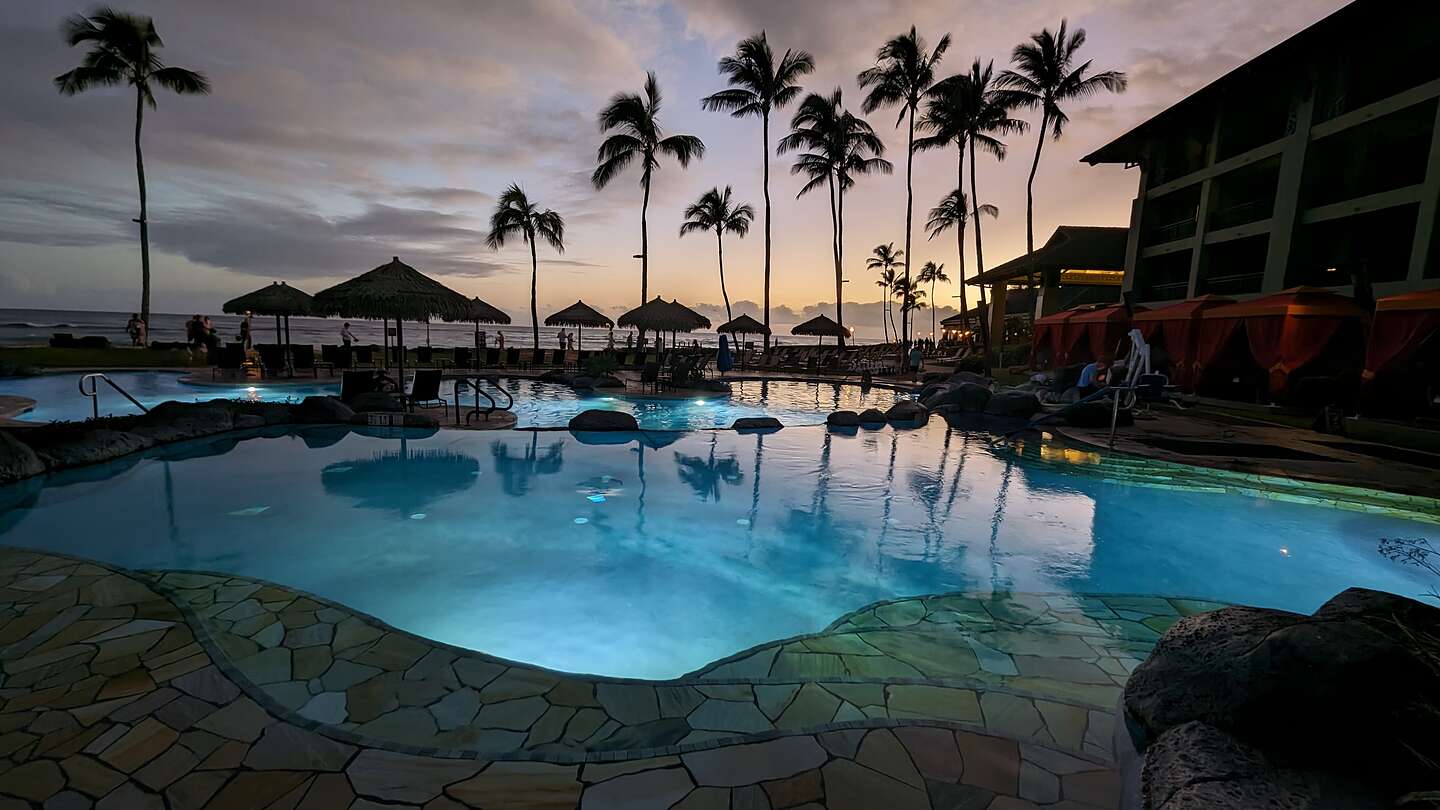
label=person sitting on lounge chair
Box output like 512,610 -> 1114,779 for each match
1077,355 -> 1112,398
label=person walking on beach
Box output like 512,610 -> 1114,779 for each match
340,322 -> 356,347
239,312 -> 253,349
607,329 -> 616,350
125,313 -> 144,347
496,331 -> 505,352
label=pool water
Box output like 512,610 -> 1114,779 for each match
0,371 -> 904,430
0,422 -> 1431,678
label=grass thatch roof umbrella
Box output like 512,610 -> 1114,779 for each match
312,257 -> 471,381
545,300 -> 613,350
791,314 -> 849,345
222,282 -> 314,370
717,313 -> 769,368
439,297 -> 512,367
618,297 -> 711,350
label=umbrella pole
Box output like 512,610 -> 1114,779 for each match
284,315 -> 293,375
396,319 -> 406,391
382,318 -> 389,369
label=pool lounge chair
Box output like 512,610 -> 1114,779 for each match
353,346 -> 376,368
339,370 -> 378,403
211,345 -> 247,379
403,369 -> 448,411
454,347 -> 474,369
292,345 -> 326,377
255,344 -> 286,377
321,345 -> 352,371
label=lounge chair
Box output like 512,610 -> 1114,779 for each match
404,369 -> 448,411
483,348 -> 500,367
322,344 -> 352,371
353,346 -> 375,368
454,347 -> 474,369
339,370 -> 378,403
505,348 -> 523,368
255,344 -> 287,377
292,345 -> 323,377
211,345 -> 247,379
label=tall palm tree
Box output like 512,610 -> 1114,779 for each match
486,184 -> 564,349
926,190 -> 996,345
866,243 -> 905,343
679,186 -> 755,323
892,276 -> 926,341
955,60 -> 1026,353
997,20 -> 1127,254
593,72 -> 705,313
702,33 -> 814,346
54,8 -> 210,330
857,26 -> 950,351
779,89 -> 889,343
874,266 -> 898,342
916,260 -> 949,341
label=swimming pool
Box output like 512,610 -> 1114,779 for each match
0,422 -> 1431,678
0,371 -> 904,429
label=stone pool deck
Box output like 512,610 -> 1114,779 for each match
0,548 -> 1218,808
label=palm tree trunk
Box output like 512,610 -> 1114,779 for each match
529,235 -> 540,349
930,278 -> 937,340
955,147 -> 969,335
640,168 -> 651,344
134,87 -> 151,330
716,228 -> 731,323
970,134 -> 991,356
762,112 -> 772,349
1025,111 -> 1048,255
901,105 -> 915,354
837,182 -> 846,347
827,174 -> 841,340
879,284 -> 890,343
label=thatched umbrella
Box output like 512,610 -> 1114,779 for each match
791,314 -> 849,345
312,257 -> 471,381
222,282 -> 313,370
441,296 -> 511,366
545,300 -> 613,349
619,297 -> 711,350
717,313 -> 769,369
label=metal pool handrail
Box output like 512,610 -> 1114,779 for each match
78,373 -> 150,419
454,374 -> 513,425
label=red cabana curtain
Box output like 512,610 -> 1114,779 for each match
1193,317 -> 1245,387
1364,290 -> 1440,381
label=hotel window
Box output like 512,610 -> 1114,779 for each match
1302,99 -> 1436,208
1197,235 -> 1268,296
1142,184 -> 1202,246
1208,156 -> 1281,231
1134,249 -> 1192,303
1287,204 -> 1418,286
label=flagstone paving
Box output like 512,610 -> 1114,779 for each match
0,548 -> 1184,808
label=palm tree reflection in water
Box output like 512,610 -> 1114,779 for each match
674,434 -> 744,502
489,434 -> 564,496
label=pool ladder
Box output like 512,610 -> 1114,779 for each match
78,373 -> 150,419
454,375 -> 513,425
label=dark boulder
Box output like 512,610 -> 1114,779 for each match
915,382 -> 949,403
569,375 -> 596,389
593,374 -> 625,389
924,383 -> 991,412
131,404 -> 234,443
1125,588 -> 1440,799
233,414 -> 266,430
984,390 -> 1041,418
296,396 -> 356,424
885,400 -> 928,425
697,379 -> 732,393
857,408 -> 888,424
0,430 -> 44,485
569,409 -> 638,431
36,429 -> 155,470
348,392 -> 404,414
732,417 -> 782,431
948,370 -> 990,387
826,410 -> 860,427
539,369 -> 572,384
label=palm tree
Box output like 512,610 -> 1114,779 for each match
857,26 -> 950,351
874,266 -> 898,342
866,243 -> 905,343
702,33 -> 814,346
926,190 -> 996,345
679,186 -> 755,323
997,20 -> 1127,254
486,184 -> 564,349
54,8 -> 210,330
916,260 -> 949,341
592,72 -> 705,314
892,276 -> 927,341
779,89 -> 889,343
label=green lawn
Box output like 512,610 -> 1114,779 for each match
0,346 -> 204,371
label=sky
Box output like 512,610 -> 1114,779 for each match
0,0 -> 1349,331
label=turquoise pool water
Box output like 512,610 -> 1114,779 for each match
0,371 -> 903,429
0,422 -> 1431,678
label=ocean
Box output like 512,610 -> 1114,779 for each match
0,308 -> 891,349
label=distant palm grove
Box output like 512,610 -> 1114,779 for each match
55,8 -> 1125,350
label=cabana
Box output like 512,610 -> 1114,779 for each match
312,257 -> 471,383
1195,286 -> 1367,397
1031,304 -> 1104,368
221,282 -> 313,372
1131,295 -> 1234,388
791,314 -> 849,345
618,297 -> 711,350
1070,303 -> 1147,364
545,300 -> 613,349
1362,288 -> 1440,413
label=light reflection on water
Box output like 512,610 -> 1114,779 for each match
0,421 -> 1431,678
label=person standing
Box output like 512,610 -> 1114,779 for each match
496,331 -> 505,352
607,329 -> 616,350
125,313 -> 143,347
239,312 -> 253,349
341,322 -> 356,347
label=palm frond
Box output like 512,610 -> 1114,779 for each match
150,65 -> 210,95
658,133 -> 705,166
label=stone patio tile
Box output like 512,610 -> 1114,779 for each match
656,685 -> 704,718
1084,710 -> 1114,756
582,765 -> 693,810
840,654 -> 923,679
194,697 -> 274,742
98,717 -> 179,772
148,652 -> 209,683
82,619 -> 174,644
178,729 -> 225,758
886,685 -> 982,723
857,631 -> 981,678
134,743 -> 198,790
683,735 -> 827,786
966,638 -> 1020,676
244,722 -> 355,771
107,688 -> 180,724
1019,760 -> 1060,803
446,761 -> 580,808
284,623 -> 334,649
170,666 -> 241,705
774,683 -> 840,730
353,634 -> 428,671
820,758 -> 929,810
800,634 -> 884,655
761,768 -> 823,807
452,659 -> 506,691
474,696 -> 548,731
0,758 -> 64,800
672,787 -> 730,810
197,739 -> 248,770
953,731 -> 1020,795
875,601 -> 926,626
331,617 -> 383,652
895,726 -> 964,783
347,749 -> 483,803
1035,701 -> 1088,751
696,683 -> 752,701
206,770 -> 309,810
234,647 -> 292,685
588,717 -> 691,752
563,708 -> 608,743
395,678 -> 449,707
321,660 -> 382,693
754,683 -> 800,721
819,683 -> 885,708
524,705 -> 575,747
428,687 -> 480,731
1006,677 -> 1120,708
296,772 -> 353,810
687,699 -> 772,733
1061,769 -> 1121,807
1019,744 -> 1101,776
479,668 -> 559,702
596,683 -> 659,725
252,622 -> 285,649
981,693 -> 1046,740
581,755 -> 681,783
770,652 -> 845,679
298,691 -> 348,725
291,646 -> 332,681
59,754 -> 127,798
166,770 -> 230,810
154,695 -> 218,731
699,647 -> 777,679
976,631 -> 1095,658
403,648 -> 455,682
346,673 -> 401,723
357,707 -> 439,745
216,600 -> 265,622
1013,656 -> 1114,685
